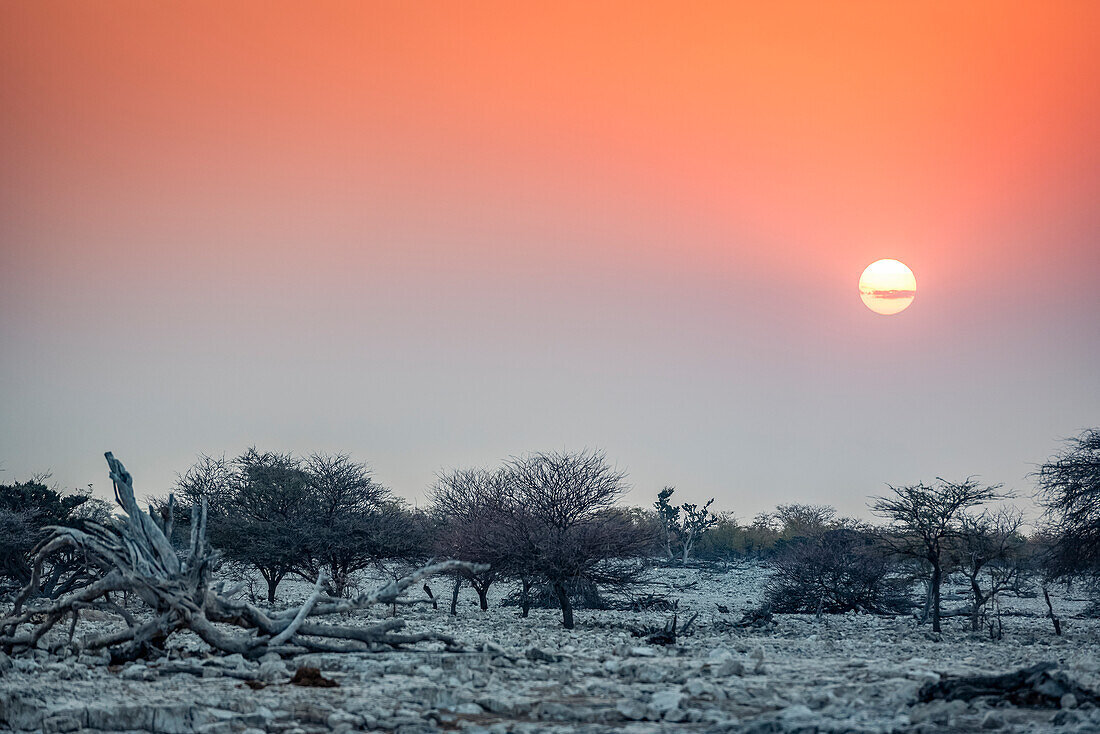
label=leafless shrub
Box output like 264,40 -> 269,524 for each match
764,528 -> 912,615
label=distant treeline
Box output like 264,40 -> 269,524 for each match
2,429 -> 1097,633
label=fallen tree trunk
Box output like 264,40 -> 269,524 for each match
1,452 -> 485,659
917,662 -> 1100,708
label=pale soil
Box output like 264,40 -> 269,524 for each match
2,563 -> 1099,733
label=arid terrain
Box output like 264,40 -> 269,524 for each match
2,564 -> 1098,733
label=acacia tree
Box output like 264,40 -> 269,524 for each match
431,468 -> 511,613
0,478 -> 112,597
175,451 -> 310,604
871,478 -> 1007,633
501,450 -> 653,629
953,508 -> 1026,632
295,453 -> 407,598
1035,429 -> 1100,581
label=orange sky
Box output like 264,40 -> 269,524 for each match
2,1 -> 1099,512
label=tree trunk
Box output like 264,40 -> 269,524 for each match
475,585 -> 489,611
520,578 -> 532,618
681,534 -> 692,564
261,570 -> 282,605
930,561 -> 942,633
553,581 -> 574,629
450,577 -> 462,616
969,577 -> 984,632
1042,586 -> 1062,636
919,579 -> 933,624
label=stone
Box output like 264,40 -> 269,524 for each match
119,664 -> 149,680
715,658 -> 744,677
525,646 -> 563,663
980,710 -> 1005,729
616,699 -> 649,721
649,689 -> 684,714
634,663 -> 665,683
41,714 -> 82,733
256,659 -> 290,682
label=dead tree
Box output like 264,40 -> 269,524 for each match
0,453 -> 483,659
871,478 -> 1008,633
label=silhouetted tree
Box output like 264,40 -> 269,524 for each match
654,486 -> 719,563
871,478 -> 1007,632
1035,429 -> 1100,581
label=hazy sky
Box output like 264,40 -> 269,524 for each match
2,1 -> 1098,520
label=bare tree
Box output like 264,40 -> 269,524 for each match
501,450 -> 653,629
1035,429 -> 1100,581
871,478 -> 1007,632
953,508 -> 1026,632
431,468 -> 510,613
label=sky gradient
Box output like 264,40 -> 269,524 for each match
2,1 -> 1099,519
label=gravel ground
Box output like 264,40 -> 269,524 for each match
2,563 -> 1098,733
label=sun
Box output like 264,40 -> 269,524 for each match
859,259 -> 916,315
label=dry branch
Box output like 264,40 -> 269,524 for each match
1,452 -> 485,659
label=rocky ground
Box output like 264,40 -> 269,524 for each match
2,563 -> 1099,733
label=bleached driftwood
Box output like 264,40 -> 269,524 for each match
0,452 -> 485,659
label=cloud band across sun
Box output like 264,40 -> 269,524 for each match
859,288 -> 917,299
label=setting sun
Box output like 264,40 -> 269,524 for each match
859,259 -> 916,315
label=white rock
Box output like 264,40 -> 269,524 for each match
616,699 -> 648,721
256,660 -> 290,682
119,664 -> 148,680
649,689 -> 684,713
